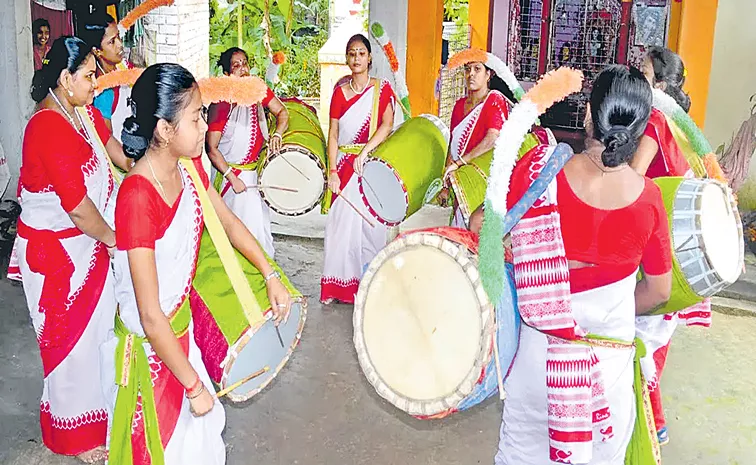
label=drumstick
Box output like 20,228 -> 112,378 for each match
360,176 -> 385,209
492,326 -> 506,401
338,194 -> 376,228
247,184 -> 300,193
216,366 -> 270,398
278,153 -> 311,182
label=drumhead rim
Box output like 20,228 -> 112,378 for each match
359,157 -> 409,226
220,297 -> 308,402
353,231 -> 495,417
258,146 -> 327,217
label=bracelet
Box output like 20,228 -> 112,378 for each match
222,166 -> 233,178
329,169 -> 338,174
186,383 -> 205,400
271,132 -> 282,140
185,375 -> 201,394
264,270 -> 281,283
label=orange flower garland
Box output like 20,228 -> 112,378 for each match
95,68 -> 144,94
197,76 -> 269,106
446,48 -> 488,70
119,0 -> 175,31
272,51 -> 287,65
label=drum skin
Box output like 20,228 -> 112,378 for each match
353,227 -> 520,418
648,176 -> 744,315
190,231 -> 307,402
258,98 -> 328,216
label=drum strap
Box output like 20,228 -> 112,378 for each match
181,159 -> 265,327
369,78 -> 381,139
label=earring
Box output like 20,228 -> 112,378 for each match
68,89 -> 74,97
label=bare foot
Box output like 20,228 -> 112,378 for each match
77,446 -> 107,464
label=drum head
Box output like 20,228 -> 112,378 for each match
259,147 -> 325,216
699,182 -> 742,284
354,231 -> 493,416
361,160 -> 408,225
222,299 -> 307,402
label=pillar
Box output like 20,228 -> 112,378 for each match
0,0 -> 34,198
468,0 -> 492,50
368,0 -> 409,86
672,0 -> 719,127
406,0 -> 444,116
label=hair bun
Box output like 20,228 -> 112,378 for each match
601,125 -> 635,168
121,117 -> 149,160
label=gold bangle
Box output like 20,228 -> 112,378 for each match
186,383 -> 205,400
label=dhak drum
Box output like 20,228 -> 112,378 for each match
354,227 -> 520,418
258,98 -> 328,216
650,177 -> 744,315
358,114 -> 449,226
190,231 -> 307,402
449,128 -> 553,222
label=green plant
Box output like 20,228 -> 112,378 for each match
209,0 -> 328,97
444,0 -> 469,25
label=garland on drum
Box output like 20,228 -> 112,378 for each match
652,88 -> 728,184
118,0 -> 176,36
478,68 -> 584,302
370,22 -> 411,120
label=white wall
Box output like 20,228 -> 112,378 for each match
704,0 -> 756,151
490,0 -> 511,59
0,0 -> 35,199
368,0 -> 409,84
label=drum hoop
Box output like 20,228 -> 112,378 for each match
258,145 -> 327,217
359,156 -> 409,227
448,163 -> 488,222
353,231 -> 495,417
220,297 -> 309,402
669,178 -> 744,298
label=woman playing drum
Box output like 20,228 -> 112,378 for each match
82,12 -> 137,152
631,46 -> 703,447
320,34 -> 398,304
18,37 -> 123,463
103,63 -> 291,465
477,66 -> 673,464
205,47 -> 289,258
438,49 -> 513,228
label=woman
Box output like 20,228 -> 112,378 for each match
32,18 -> 51,71
103,63 -> 291,464
492,66 -> 672,464
320,33 -> 398,304
82,12 -> 134,146
18,36 -> 122,463
632,46 -> 701,447
206,47 -> 289,258
438,51 -> 513,228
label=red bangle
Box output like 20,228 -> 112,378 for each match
185,375 -> 201,394
330,169 -> 337,174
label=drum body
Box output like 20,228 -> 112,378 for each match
650,177 -> 743,315
354,227 -> 520,418
359,114 -> 449,226
191,231 -> 307,402
258,98 -> 327,216
449,128 -> 552,222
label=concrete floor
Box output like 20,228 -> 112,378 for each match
1,235 -> 755,464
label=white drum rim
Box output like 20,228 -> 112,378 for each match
258,145 -> 327,217
359,157 -> 409,227
353,231 -> 495,417
220,297 -> 308,402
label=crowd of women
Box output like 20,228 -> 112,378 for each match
12,7 -> 711,464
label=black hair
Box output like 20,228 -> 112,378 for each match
218,47 -> 248,75
646,46 -> 691,113
80,12 -> 116,51
590,65 -> 652,168
346,34 -> 371,55
485,67 -> 517,103
30,36 -> 93,104
32,18 -> 50,45
121,63 -> 197,160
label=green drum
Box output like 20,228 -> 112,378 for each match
190,231 -> 307,402
258,98 -> 328,216
647,177 -> 743,315
449,130 -> 548,222
359,114 -> 450,226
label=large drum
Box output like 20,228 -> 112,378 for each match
190,231 -> 307,402
449,127 -> 554,223
257,98 -> 328,216
650,177 -> 743,314
354,227 -> 520,418
358,114 -> 449,226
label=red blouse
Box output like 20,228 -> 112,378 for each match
450,91 -> 511,156
329,80 -> 395,144
21,107 -> 112,212
115,157 -> 209,250
643,108 -> 691,178
507,146 -> 673,293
